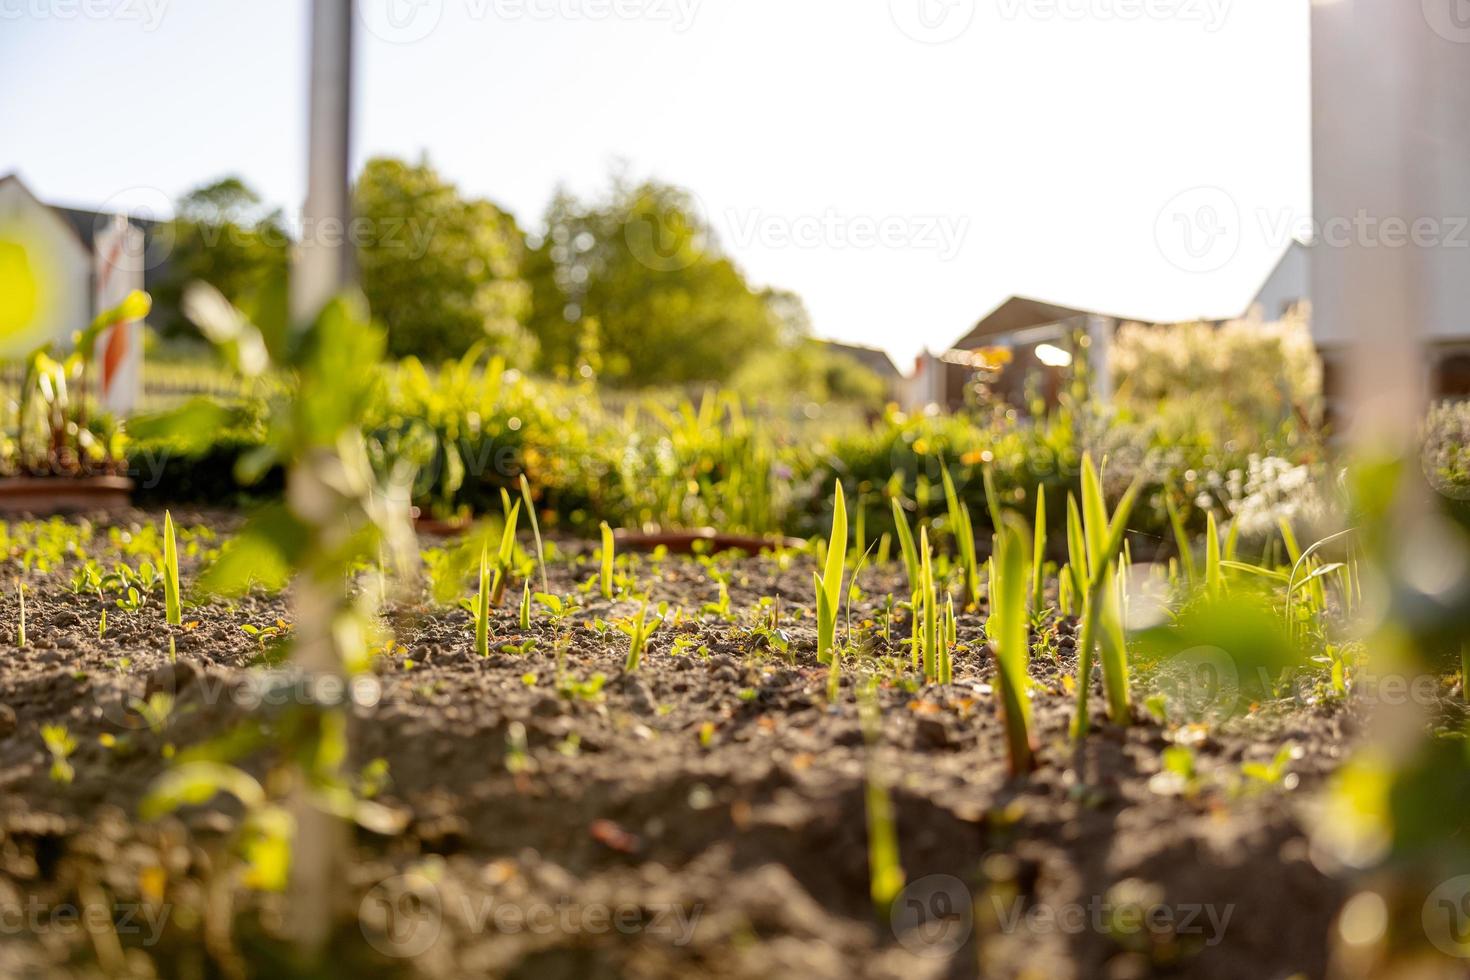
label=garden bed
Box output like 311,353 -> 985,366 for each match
0,511 -> 1392,978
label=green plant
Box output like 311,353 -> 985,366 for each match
475,542 -> 492,658
518,580 -> 532,630
813,480 -> 848,665
989,514 -> 1037,774
41,724 -> 76,784
941,466 -> 981,607
1031,486 -> 1047,613
1068,454 -> 1142,739
858,678 -> 904,913
599,521 -> 615,600
916,527 -> 940,683
619,600 -> 667,673
520,474 -> 548,594
163,510 -> 182,627
490,492 -> 522,607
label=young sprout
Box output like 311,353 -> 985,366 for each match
519,474 -> 549,595
518,580 -> 532,630
1031,486 -> 1047,613
1164,486 -> 1198,589
813,480 -> 848,665
599,521 -> 615,600
938,593 -> 955,685
889,496 -> 920,601
941,466 -> 980,608
1204,510 -> 1223,599
163,510 -> 182,627
490,492 -> 522,607
1067,454 -> 1143,739
620,600 -> 667,673
475,543 -> 492,658
918,526 -> 939,682
41,724 -> 76,785
858,679 -> 904,914
989,515 -> 1037,774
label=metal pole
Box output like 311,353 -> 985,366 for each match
291,0 -> 355,956
294,0 -> 355,325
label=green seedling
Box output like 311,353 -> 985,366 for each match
163,510 -> 182,627
520,474 -> 549,595
1031,486 -> 1047,613
490,493 -> 522,607
890,496 -> 921,601
473,542 -> 493,657
41,724 -> 76,785
1164,487 -> 1198,589
518,580 -> 532,630
989,515 -> 1037,774
859,679 -> 904,914
599,521 -> 615,600
813,480 -> 848,665
1067,454 -> 1143,739
1204,511 -> 1223,599
620,600 -> 667,673
130,692 -> 175,739
941,466 -> 980,607
917,527 -> 939,682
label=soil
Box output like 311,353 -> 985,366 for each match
0,510 -> 1373,979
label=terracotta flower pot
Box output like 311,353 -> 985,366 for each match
0,475 -> 134,516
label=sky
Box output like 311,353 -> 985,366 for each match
0,0 -> 1312,367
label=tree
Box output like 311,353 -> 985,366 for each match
354,157 -> 531,363
526,177 -> 780,387
152,178 -> 290,339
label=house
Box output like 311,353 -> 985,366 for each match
906,296 -> 1157,412
820,339 -> 903,401
0,173 -> 149,412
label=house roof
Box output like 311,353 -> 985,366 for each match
821,340 -> 901,379
952,295 -> 1158,351
0,173 -> 94,257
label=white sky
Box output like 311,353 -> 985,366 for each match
0,0 -> 1312,367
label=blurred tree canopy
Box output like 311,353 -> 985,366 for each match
355,157 -> 532,363
525,177 -> 780,387
152,178 -> 290,339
